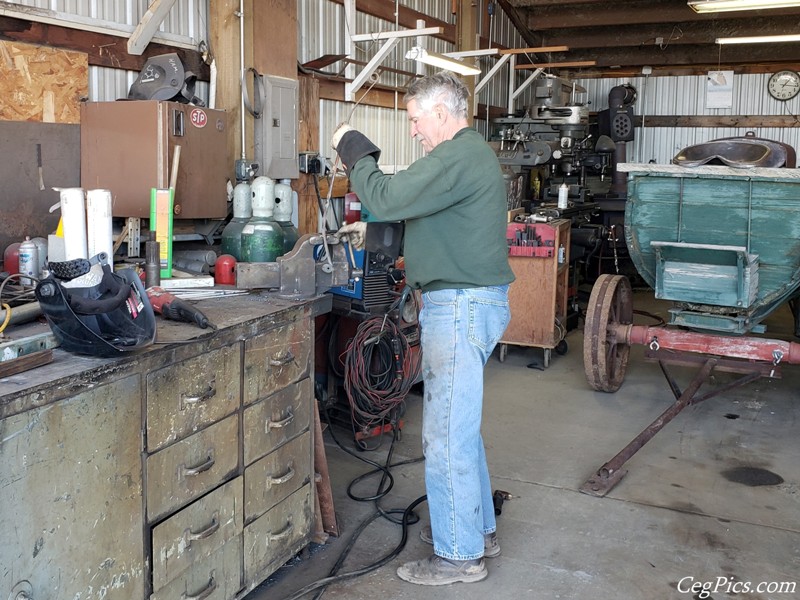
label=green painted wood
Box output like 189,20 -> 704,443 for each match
624,167 -> 800,332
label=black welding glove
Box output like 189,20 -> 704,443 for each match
331,123 -> 381,170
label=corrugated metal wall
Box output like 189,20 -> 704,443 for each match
3,0 -> 208,103
579,74 -> 800,165
301,0 -> 535,170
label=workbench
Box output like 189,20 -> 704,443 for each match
0,291 -> 331,600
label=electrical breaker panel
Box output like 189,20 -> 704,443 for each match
254,74 -> 299,180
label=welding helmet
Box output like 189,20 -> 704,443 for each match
35,254 -> 156,358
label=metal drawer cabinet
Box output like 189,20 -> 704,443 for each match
150,536 -> 242,600
147,413 -> 240,522
243,431 -> 312,522
243,319 -> 311,406
146,345 -> 241,452
0,376 -> 145,599
243,377 -> 312,466
243,483 -> 314,586
151,477 -> 244,593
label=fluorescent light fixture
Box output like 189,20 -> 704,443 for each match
716,33 -> 800,44
405,46 -> 481,76
689,0 -> 800,12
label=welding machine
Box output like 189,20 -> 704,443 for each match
328,221 -> 404,314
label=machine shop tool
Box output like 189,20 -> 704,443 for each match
146,286 -> 215,330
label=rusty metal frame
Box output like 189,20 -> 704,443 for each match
580,347 -> 771,497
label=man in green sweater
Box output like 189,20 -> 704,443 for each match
332,71 -> 514,586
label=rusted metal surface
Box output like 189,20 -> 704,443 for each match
0,375 -> 145,598
583,274 -> 634,392
146,343 -> 242,452
243,483 -> 314,587
243,377 -> 312,466
581,347 -> 771,497
313,400 -> 339,538
243,431 -> 312,523
581,358 -> 718,497
243,319 -> 312,405
146,413 -> 239,523
615,323 -> 800,366
151,478 -> 243,592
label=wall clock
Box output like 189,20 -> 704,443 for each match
767,70 -> 800,101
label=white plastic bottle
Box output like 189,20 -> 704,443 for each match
557,183 -> 569,209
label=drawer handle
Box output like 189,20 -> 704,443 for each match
268,521 -> 294,542
181,454 -> 215,478
269,351 -> 294,367
266,409 -> 294,431
184,512 -> 220,548
181,574 -> 217,600
267,465 -> 295,488
181,379 -> 217,409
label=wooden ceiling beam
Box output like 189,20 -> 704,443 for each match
0,15 -> 208,77
545,43 -> 800,69
540,17 -> 800,49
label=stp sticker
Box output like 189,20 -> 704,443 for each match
190,108 -> 208,128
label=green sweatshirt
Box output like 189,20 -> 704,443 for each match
349,127 -> 515,292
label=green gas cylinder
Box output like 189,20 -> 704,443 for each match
241,176 -> 285,262
221,181 -> 252,260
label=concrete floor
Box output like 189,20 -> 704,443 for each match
247,289 -> 800,600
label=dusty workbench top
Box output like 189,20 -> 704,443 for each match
0,290 -> 331,420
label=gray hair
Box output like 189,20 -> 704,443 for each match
404,71 -> 469,120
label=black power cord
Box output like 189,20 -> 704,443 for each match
274,406 -> 426,600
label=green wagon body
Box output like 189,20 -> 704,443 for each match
620,163 -> 800,334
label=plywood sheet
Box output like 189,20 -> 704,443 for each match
0,41 -> 88,124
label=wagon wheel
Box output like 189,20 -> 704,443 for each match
583,274 -> 633,392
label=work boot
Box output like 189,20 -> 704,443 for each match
396,554 -> 487,585
419,525 -> 502,558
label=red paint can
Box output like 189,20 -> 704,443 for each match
215,254 -> 236,286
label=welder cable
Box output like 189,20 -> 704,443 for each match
280,495 -> 427,600
274,409 -> 424,600
343,316 -> 421,432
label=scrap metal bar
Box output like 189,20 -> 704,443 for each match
580,358 -> 717,497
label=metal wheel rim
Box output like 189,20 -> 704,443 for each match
583,274 -> 633,392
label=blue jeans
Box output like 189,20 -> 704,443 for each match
419,285 -> 510,561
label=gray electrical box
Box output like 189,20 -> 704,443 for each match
254,74 -> 299,180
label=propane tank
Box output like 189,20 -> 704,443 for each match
558,182 -> 569,209
19,236 -> 40,286
241,176 -> 284,262
274,180 -> 300,254
3,242 -> 20,275
221,181 -> 253,260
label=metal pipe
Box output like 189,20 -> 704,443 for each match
238,0 -> 246,160
0,302 -> 42,326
